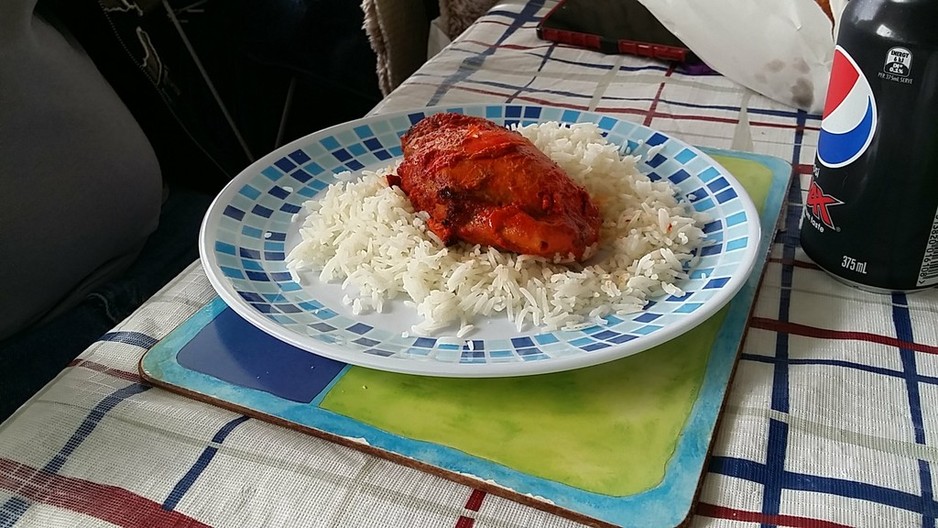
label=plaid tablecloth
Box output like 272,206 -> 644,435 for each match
4,1 -> 938,526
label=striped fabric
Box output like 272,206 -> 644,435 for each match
2,1 -> 937,526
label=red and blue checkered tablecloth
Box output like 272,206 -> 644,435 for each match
3,1 -> 938,526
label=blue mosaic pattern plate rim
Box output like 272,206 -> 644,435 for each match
199,104 -> 761,377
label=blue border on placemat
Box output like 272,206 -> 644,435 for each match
141,148 -> 791,528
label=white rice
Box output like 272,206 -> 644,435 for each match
286,121 -> 709,336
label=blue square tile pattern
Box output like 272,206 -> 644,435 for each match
592,330 -> 621,341
251,302 -> 274,313
242,225 -> 263,238
715,188 -> 738,204
306,162 -> 326,175
666,292 -> 693,302
725,238 -> 748,251
290,169 -> 313,183
238,291 -> 264,303
347,323 -> 372,334
241,259 -> 263,271
463,340 -> 485,351
674,148 -> 696,164
216,241 -> 237,255
582,342 -> 611,352
598,116 -> 616,130
707,177 -> 730,193
675,303 -> 703,313
698,166 -> 721,182
534,333 -> 559,345
297,300 -> 323,310
262,292 -> 286,303
687,188 -> 709,202
725,211 -> 747,227
223,206 -> 245,221
269,186 -> 291,199
245,271 -> 269,282
354,125 -> 374,139
634,325 -> 662,335
251,204 -> 274,218
354,337 -> 380,347
333,149 -> 352,162
704,277 -> 731,289
703,220 -> 723,234
669,169 -> 691,184
203,103 -> 760,374
646,154 -> 667,168
692,198 -> 715,212
321,136 -> 340,150
275,158 -> 296,172
609,334 -> 639,344
239,185 -> 261,200
270,271 -> 291,281
288,149 -> 311,164
239,248 -> 261,259
281,281 -> 302,293
634,313 -> 662,323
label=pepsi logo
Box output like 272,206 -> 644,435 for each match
817,46 -> 878,169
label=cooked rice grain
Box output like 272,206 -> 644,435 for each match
286,121 -> 708,335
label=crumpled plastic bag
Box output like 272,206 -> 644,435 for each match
638,0 -> 842,113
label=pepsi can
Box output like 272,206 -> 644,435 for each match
800,0 -> 938,291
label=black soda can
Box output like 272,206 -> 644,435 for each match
800,0 -> 938,292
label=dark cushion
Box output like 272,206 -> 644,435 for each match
0,6 -> 162,340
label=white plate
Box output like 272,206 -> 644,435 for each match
199,103 -> 760,377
